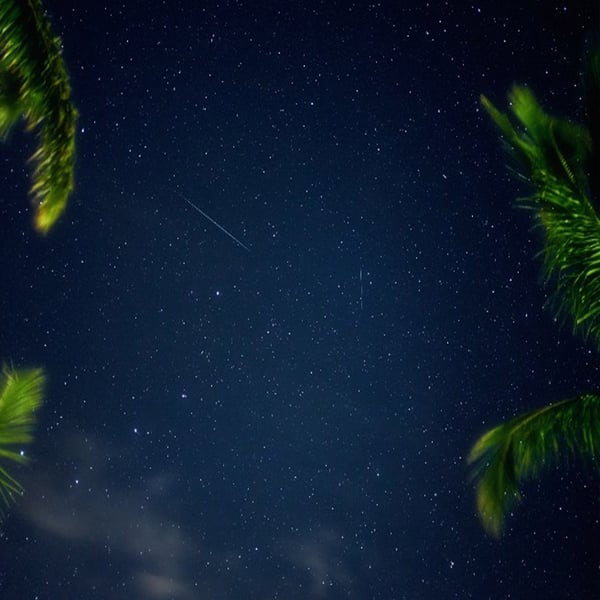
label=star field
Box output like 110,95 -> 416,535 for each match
0,1 -> 598,598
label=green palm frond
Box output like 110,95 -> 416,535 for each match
0,365 -> 44,514
468,394 -> 600,537
0,0 -> 78,233
481,88 -> 591,199
480,44 -> 600,347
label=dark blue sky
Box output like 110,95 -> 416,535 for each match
0,1 -> 598,598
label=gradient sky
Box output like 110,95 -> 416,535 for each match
0,1 -> 598,598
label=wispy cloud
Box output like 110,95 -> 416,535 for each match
18,429 -> 204,599
15,428 -> 361,599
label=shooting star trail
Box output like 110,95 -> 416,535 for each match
182,195 -> 250,252
360,267 -> 363,311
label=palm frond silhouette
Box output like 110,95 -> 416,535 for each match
0,366 -> 44,514
469,394 -> 600,537
471,41 -> 600,537
0,0 -> 78,233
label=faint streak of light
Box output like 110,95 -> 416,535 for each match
360,267 -> 363,311
180,194 -> 250,252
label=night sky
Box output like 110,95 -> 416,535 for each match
0,1 -> 598,598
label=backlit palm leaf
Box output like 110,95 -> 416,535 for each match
468,394 -> 600,537
472,43 -> 600,537
0,0 -> 78,233
481,81 -> 600,347
0,366 -> 44,514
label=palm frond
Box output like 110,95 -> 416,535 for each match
0,365 -> 44,515
480,45 -> 600,347
468,394 -> 600,537
481,87 -> 591,200
0,0 -> 78,233
0,68 -> 22,139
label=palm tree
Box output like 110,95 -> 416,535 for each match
0,367 -> 44,515
0,0 -> 78,233
470,41 -> 600,537
0,0 -> 77,515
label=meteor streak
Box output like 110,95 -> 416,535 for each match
182,195 -> 250,252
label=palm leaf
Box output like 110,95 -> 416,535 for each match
481,81 -> 600,347
480,87 -> 591,199
0,365 -> 44,515
468,394 -> 600,537
0,0 -> 78,233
